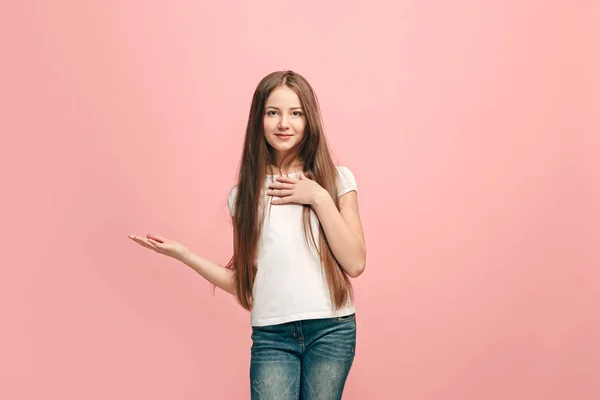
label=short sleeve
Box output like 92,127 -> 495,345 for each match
336,166 -> 357,197
227,185 -> 238,216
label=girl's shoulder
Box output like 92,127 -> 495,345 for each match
227,185 -> 239,216
335,166 -> 358,197
335,165 -> 353,177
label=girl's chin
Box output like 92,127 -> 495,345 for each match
269,141 -> 298,152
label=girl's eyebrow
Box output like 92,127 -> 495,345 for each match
265,106 -> 304,110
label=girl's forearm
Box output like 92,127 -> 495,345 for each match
177,251 -> 236,295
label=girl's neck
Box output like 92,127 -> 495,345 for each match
267,161 -> 304,176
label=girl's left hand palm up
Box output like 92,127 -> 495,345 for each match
268,173 -> 326,206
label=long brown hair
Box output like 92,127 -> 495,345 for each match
225,70 -> 353,311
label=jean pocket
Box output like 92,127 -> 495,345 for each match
330,313 -> 356,324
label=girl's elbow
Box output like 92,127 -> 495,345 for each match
348,260 -> 366,278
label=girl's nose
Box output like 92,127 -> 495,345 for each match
278,117 -> 290,129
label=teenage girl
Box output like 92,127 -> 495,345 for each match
129,70 -> 366,399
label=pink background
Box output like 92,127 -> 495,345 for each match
2,1 -> 599,399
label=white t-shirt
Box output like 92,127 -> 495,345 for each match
227,166 -> 358,327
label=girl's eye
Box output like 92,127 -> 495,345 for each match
266,110 -> 303,116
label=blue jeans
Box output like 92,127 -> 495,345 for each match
250,314 -> 356,400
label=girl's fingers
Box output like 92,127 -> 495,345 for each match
148,239 -> 167,252
268,182 -> 294,190
276,176 -> 298,183
130,235 -> 160,251
272,196 -> 293,204
132,237 -> 154,250
268,189 -> 293,197
147,233 -> 166,243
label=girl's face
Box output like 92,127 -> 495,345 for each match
263,85 -> 307,164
